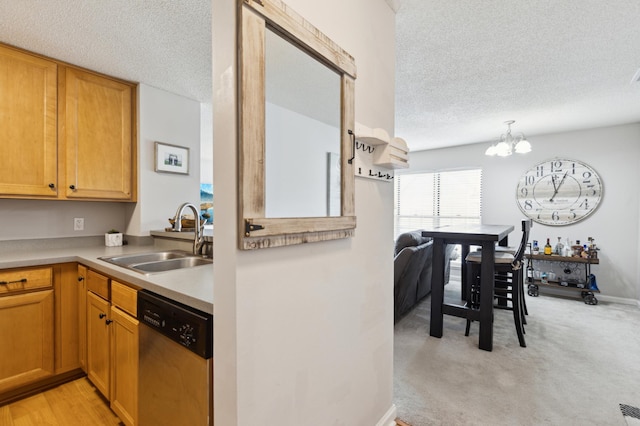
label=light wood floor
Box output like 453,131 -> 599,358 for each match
0,378 -> 122,425
1,377 -> 409,426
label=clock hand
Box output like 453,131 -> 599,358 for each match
549,175 -> 558,201
549,172 -> 568,202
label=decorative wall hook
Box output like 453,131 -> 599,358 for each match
355,141 -> 375,154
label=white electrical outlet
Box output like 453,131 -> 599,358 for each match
74,217 -> 84,231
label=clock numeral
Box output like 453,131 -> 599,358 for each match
550,160 -> 563,173
536,165 -> 544,177
520,187 -> 528,197
569,211 -> 577,220
551,211 -> 560,221
579,198 -> 589,209
585,185 -> 596,197
526,175 -> 535,185
582,171 -> 592,183
523,200 -> 533,210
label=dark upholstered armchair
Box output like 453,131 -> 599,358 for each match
394,230 -> 454,322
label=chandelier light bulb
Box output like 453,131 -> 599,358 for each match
515,139 -> 532,154
485,120 -> 532,157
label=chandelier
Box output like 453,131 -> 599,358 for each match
485,120 -> 532,156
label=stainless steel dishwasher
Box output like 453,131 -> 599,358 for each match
137,290 -> 213,426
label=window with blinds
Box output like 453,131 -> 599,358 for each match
394,169 -> 482,238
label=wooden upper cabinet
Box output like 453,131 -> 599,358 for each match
61,67 -> 135,200
0,45 -> 58,197
0,42 -> 137,202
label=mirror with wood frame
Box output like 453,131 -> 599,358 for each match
238,0 -> 357,250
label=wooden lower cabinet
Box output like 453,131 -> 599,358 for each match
54,263 -> 82,374
77,264 -> 88,371
87,291 -> 111,398
111,306 -> 139,426
0,263 -> 139,424
85,271 -> 139,426
0,289 -> 54,393
0,264 -> 86,404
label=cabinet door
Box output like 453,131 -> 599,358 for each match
0,290 -> 54,393
87,291 -> 111,398
62,67 -> 134,200
78,265 -> 88,371
111,306 -> 139,426
0,45 -> 57,197
54,263 -> 81,373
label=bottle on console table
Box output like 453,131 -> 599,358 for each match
532,240 -> 539,255
544,238 -> 552,255
554,237 -> 563,255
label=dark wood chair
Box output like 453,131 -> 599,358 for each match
464,219 -> 532,347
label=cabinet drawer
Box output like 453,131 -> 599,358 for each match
0,267 -> 52,295
87,270 -> 109,300
111,280 -> 138,317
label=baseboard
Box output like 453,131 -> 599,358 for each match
532,285 -> 639,307
0,369 -> 85,406
376,403 -> 397,426
597,294 -> 640,307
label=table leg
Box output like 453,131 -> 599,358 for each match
478,241 -> 495,351
460,244 -> 469,301
430,238 -> 445,338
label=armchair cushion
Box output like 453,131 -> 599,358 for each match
394,230 -> 432,256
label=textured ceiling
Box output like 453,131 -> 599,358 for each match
0,0 -> 211,103
1,1 -> 639,153
395,0 -> 640,151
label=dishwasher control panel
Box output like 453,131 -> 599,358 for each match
138,290 -> 213,359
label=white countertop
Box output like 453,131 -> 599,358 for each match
0,242 -> 213,314
150,225 -> 213,242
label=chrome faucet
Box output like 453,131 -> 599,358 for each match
172,202 -> 206,256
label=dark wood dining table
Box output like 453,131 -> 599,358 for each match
422,224 -> 515,351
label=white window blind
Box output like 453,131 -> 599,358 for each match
394,169 -> 482,238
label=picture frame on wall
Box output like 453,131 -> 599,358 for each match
155,141 -> 189,175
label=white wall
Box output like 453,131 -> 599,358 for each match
0,199 -> 126,241
201,102 -> 214,185
408,122 -> 640,302
127,84 -> 201,236
212,0 -> 397,424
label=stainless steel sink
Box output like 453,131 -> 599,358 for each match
99,250 -> 212,275
129,257 -> 212,273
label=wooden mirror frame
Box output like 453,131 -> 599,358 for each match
238,0 -> 357,250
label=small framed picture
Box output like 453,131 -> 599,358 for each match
155,142 -> 189,175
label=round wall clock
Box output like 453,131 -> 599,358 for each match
516,158 -> 603,226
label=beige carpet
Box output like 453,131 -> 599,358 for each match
393,281 -> 640,425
